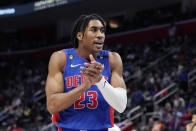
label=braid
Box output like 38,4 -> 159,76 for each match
71,14 -> 105,48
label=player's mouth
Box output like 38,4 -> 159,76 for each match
94,41 -> 104,49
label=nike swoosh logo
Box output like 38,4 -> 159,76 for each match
71,64 -> 81,67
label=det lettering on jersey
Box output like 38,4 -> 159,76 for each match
65,75 -> 108,88
80,130 -> 87,131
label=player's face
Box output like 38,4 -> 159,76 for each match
80,19 -> 105,54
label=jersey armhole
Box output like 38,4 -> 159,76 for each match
62,49 -> 67,73
108,51 -> 112,76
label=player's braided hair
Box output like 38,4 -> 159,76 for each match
71,14 -> 105,48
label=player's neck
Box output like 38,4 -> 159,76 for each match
75,48 -> 98,62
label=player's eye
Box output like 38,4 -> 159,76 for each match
91,27 -> 97,32
100,28 -> 105,33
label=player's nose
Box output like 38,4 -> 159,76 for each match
96,30 -> 105,40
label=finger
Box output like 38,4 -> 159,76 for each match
85,63 -> 99,71
81,70 -> 97,78
89,54 -> 96,63
80,71 -> 85,74
96,63 -> 103,70
84,62 -> 91,67
80,66 -> 86,70
85,61 -> 103,69
101,64 -> 104,70
85,72 -> 97,78
88,67 -> 101,74
80,67 -> 88,73
92,63 -> 103,70
84,63 -> 97,71
81,66 -> 100,75
85,67 -> 100,74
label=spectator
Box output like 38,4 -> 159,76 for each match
131,87 -> 144,108
9,123 -> 23,131
173,94 -> 186,112
178,68 -> 188,91
151,120 -> 165,131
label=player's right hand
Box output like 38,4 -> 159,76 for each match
80,54 -> 104,88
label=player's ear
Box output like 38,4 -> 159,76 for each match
77,32 -> 83,41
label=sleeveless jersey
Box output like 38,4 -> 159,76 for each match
52,48 -> 114,130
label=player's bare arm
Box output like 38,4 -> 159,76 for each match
46,50 -> 93,114
109,52 -> 126,89
96,51 -> 127,113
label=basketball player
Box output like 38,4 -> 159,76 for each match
45,14 -> 127,131
186,108 -> 196,131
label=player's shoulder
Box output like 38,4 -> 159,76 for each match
108,51 -> 122,63
193,125 -> 196,131
186,123 -> 194,131
49,50 -> 66,70
50,50 -> 66,61
108,51 -> 122,71
108,51 -> 121,59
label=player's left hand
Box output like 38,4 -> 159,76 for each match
80,54 -> 104,84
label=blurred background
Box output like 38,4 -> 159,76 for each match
0,0 -> 196,130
